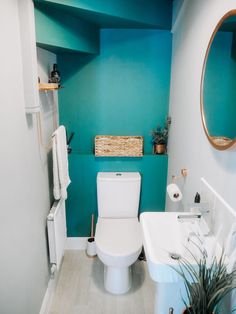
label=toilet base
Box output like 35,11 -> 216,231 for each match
104,265 -> 132,294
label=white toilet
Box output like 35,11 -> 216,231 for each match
95,172 -> 142,295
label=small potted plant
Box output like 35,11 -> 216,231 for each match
174,248 -> 236,314
151,116 -> 171,154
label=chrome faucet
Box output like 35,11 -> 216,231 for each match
177,214 -> 201,220
188,202 -> 210,215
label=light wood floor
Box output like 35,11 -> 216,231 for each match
49,250 -> 155,314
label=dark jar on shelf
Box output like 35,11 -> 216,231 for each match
49,63 -> 61,84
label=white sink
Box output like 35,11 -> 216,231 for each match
140,212 -> 202,283
140,211 -> 221,314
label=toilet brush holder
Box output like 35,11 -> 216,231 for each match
86,214 -> 96,257
86,237 -> 96,257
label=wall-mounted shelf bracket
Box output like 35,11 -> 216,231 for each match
38,83 -> 62,91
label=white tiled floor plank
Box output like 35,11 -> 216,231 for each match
48,250 -> 155,314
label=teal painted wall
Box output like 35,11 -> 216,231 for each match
59,29 -> 172,154
67,154 -> 168,236
35,0 -> 172,29
34,5 -> 100,54
58,29 -> 172,236
204,31 -> 236,138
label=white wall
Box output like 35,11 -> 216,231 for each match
167,0 -> 236,213
0,2 -> 57,313
37,47 -> 59,145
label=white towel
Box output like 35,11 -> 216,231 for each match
52,126 -> 71,200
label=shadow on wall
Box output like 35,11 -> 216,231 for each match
60,54 -> 96,83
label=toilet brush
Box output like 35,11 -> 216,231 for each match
86,214 -> 96,257
90,214 -> 94,238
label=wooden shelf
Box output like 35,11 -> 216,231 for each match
69,151 -> 168,158
38,83 -> 61,91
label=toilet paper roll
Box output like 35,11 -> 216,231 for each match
167,183 -> 182,202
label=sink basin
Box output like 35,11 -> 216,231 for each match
140,211 -> 222,314
140,212 -> 201,283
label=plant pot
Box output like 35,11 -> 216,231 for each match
154,144 -> 166,154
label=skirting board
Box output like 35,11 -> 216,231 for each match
39,237 -> 87,314
66,237 -> 89,250
39,271 -> 59,314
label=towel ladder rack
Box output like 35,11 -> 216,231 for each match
36,111 -> 54,152
36,112 -> 74,154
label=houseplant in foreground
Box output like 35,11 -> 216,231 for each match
151,116 -> 171,154
174,247 -> 236,314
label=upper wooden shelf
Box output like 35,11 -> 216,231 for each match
38,83 -> 61,91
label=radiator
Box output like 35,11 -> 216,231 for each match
47,198 -> 67,270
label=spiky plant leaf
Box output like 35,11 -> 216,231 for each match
171,245 -> 236,314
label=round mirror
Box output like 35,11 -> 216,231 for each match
201,11 -> 236,150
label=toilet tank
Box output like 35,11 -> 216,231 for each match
97,172 -> 141,218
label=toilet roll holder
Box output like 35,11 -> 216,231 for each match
172,168 -> 188,182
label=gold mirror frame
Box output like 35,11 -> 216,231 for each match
200,10 -> 236,151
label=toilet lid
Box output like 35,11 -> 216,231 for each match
95,217 -> 142,256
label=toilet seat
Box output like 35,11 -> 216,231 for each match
95,217 -> 142,267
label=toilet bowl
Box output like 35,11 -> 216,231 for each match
95,217 -> 142,294
95,172 -> 142,294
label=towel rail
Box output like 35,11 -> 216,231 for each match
36,111 -> 53,152
36,89 -> 59,152
36,113 -> 74,154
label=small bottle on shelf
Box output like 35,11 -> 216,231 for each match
49,63 -> 61,85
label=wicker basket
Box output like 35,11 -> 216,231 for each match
95,135 -> 143,157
